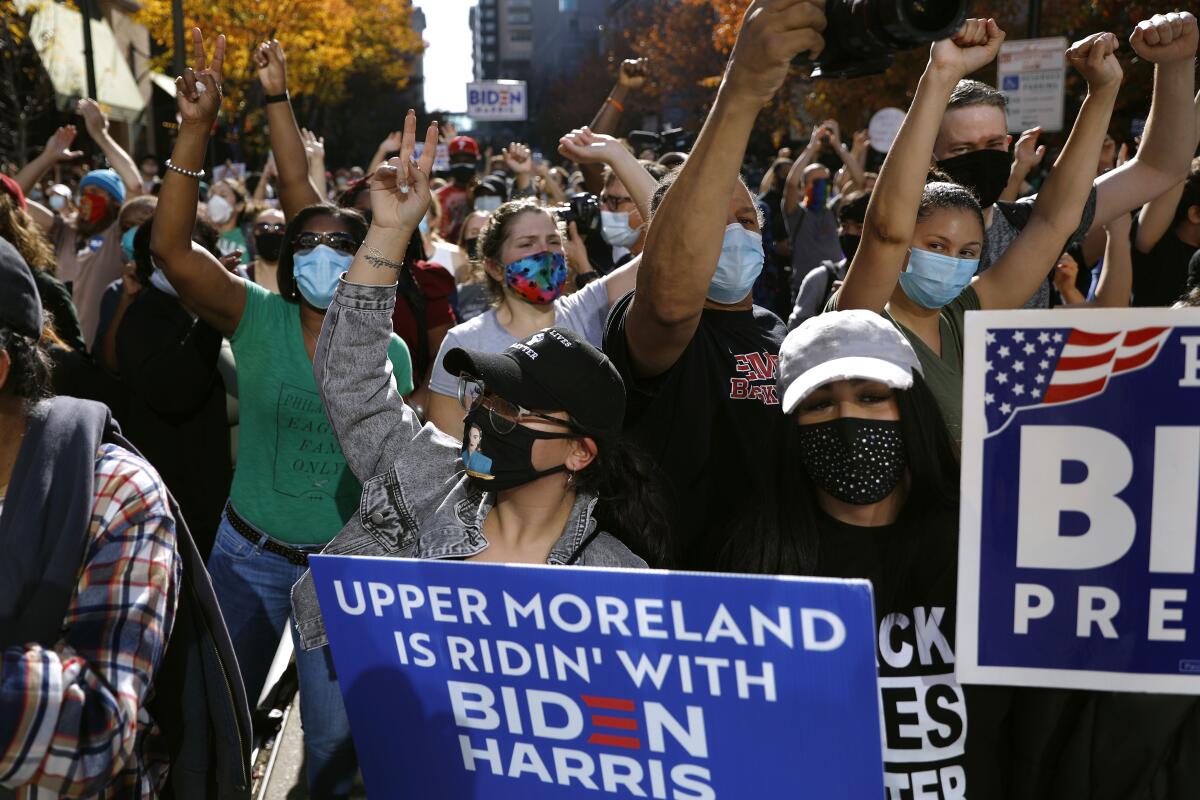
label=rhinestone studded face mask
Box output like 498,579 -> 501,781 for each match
797,417 -> 906,505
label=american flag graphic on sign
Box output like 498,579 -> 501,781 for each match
984,326 -> 1172,433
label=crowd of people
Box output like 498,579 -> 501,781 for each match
1,1 -> 1199,797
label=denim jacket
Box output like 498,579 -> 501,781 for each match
290,278 -> 646,651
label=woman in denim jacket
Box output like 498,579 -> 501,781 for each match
292,112 -> 668,651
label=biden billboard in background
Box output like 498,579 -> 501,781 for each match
468,80 -> 527,121
958,308 -> 1200,695
309,556 -> 885,799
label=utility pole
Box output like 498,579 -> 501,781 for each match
1028,0 -> 1042,39
79,0 -> 98,99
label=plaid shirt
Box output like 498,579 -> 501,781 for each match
0,443 -> 181,798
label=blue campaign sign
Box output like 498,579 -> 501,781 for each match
958,309 -> 1200,694
308,556 -> 884,799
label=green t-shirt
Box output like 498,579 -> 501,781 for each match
884,286 -> 979,442
229,281 -> 413,544
218,227 -> 250,264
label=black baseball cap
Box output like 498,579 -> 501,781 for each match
0,238 -> 43,339
443,326 -> 625,437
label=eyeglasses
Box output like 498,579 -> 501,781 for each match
600,193 -> 634,212
457,374 -> 579,435
292,231 -> 361,255
255,222 -> 286,235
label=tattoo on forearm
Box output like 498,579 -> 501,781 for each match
364,244 -> 402,271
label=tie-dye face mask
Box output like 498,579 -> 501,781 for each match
503,250 -> 568,305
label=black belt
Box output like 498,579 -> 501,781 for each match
223,503 -> 321,566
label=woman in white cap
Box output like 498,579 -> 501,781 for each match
723,308 -> 965,795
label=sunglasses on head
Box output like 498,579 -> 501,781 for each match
255,222 -> 286,235
292,231 -> 361,255
457,374 -> 580,436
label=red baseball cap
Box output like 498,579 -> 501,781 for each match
0,174 -> 26,209
448,136 -> 480,157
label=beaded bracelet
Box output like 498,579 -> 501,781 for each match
165,159 -> 205,180
605,96 -> 625,113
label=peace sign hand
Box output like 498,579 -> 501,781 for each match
369,109 -> 439,232
175,28 -> 225,126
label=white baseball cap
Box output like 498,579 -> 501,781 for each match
777,310 -> 923,414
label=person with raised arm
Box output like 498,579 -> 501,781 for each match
149,30 -> 412,798
834,21 -> 1123,440
290,110 -> 668,651
603,0 -> 825,569
931,12 -> 1197,309
423,127 -> 655,437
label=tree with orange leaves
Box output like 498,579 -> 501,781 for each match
136,0 -> 423,144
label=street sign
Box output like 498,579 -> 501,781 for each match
958,308 -> 1200,695
996,37 -> 1068,133
467,81 -> 527,121
310,556 -> 886,799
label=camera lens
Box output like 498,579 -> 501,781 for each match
901,0 -> 960,35
805,0 -> 968,77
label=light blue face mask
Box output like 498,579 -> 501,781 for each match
419,215 -> 430,235
708,223 -> 764,305
474,195 -> 502,213
121,225 -> 139,262
898,247 -> 979,309
293,244 -> 353,309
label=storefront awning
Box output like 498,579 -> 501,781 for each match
17,0 -> 146,123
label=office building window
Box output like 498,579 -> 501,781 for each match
509,29 -> 532,42
559,0 -> 577,9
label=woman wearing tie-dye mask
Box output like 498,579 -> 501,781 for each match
425,198 -> 644,436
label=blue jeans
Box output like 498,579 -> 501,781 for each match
207,510 -> 357,798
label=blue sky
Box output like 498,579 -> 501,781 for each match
414,0 -> 474,113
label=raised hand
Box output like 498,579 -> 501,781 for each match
502,142 -> 533,175
618,58 -> 650,90
302,128 -> 325,160
823,118 -> 843,149
1013,127 -> 1046,171
1129,12 -> 1198,64
557,127 -> 625,166
850,129 -> 869,156
724,0 -> 826,109
77,99 -> 108,138
1052,252 -> 1079,294
175,28 -> 225,126
930,18 -> 1005,80
369,109 -> 438,231
253,39 -> 287,95
42,125 -> 83,163
379,131 -> 403,154
1067,32 -> 1122,93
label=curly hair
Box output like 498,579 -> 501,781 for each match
0,324 -> 53,410
0,194 -> 56,273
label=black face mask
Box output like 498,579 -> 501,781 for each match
839,233 -> 861,261
461,407 -> 574,491
463,236 -> 479,259
936,149 -> 1012,209
450,163 -> 477,185
254,232 -> 283,263
798,417 -> 906,505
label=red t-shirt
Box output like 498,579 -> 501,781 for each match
392,260 -> 457,382
435,183 -> 470,242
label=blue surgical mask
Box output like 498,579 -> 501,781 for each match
419,215 -> 430,235
601,210 -> 640,248
293,244 -> 353,309
150,268 -> 179,299
898,247 -> 979,309
708,223 -> 763,305
121,225 -> 139,262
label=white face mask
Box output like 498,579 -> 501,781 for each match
474,195 -> 502,213
207,194 -> 234,225
601,210 -> 641,248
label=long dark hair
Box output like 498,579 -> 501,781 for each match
717,375 -> 959,600
277,204 -> 368,305
574,435 -> 673,568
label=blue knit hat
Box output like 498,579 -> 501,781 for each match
79,168 -> 126,205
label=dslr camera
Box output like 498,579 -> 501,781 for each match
555,193 -> 602,239
801,0 -> 969,78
